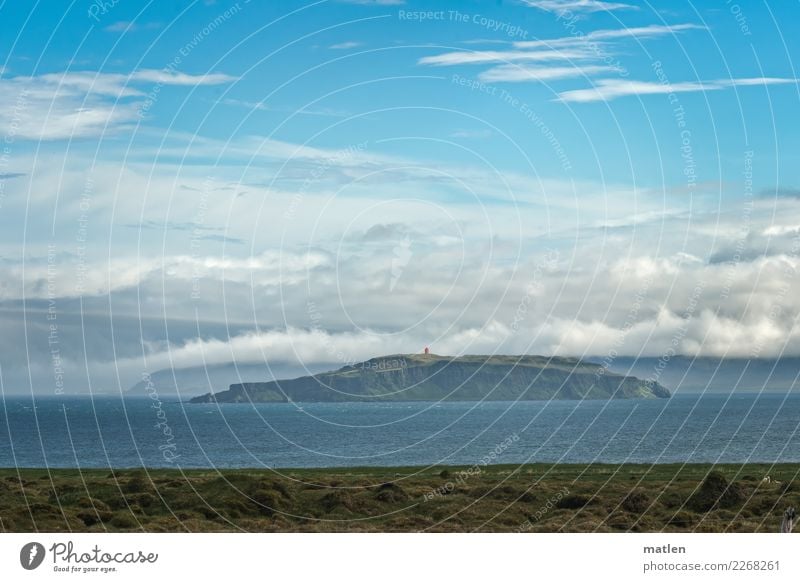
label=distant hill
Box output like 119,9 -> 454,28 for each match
599,356 -> 800,393
127,362 -> 331,398
189,354 -> 670,403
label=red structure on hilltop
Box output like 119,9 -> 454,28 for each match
424,346 -> 430,355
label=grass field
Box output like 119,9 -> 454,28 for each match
0,464 -> 797,532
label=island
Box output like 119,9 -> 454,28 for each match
189,353 -> 670,403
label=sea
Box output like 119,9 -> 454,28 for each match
1,393 -> 798,469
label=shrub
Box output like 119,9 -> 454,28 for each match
128,492 -> 157,509
556,494 -> 592,509
606,510 -> 636,531
251,489 -> 281,517
319,490 -> 355,513
76,497 -> 111,512
124,475 -> 149,494
268,479 -> 293,500
76,510 -> 112,526
109,513 -> 138,529
621,490 -> 651,514
374,482 -> 408,503
687,471 -> 744,512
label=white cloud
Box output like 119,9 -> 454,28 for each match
0,247 -> 330,302
559,79 -> 710,102
5,132 -> 800,392
0,69 -> 237,140
522,0 -> 638,13
329,41 -> 363,50
129,69 -> 237,86
558,77 -> 798,102
419,23 -> 704,86
104,21 -> 134,32
723,77 -> 797,87
763,225 -> 800,237
104,21 -> 161,32
513,23 -> 705,49
478,64 -> 617,83
25,69 -> 235,98
418,48 -> 593,67
575,23 -> 703,40
5,173 -> 800,396
136,328 -> 395,372
112,245 -> 800,373
222,98 -> 348,118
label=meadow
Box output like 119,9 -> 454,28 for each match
0,464 -> 796,533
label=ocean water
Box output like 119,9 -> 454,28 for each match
0,393 -> 798,469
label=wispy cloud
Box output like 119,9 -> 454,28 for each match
459,39 -> 515,46
0,69 -> 237,140
513,23 -> 705,49
522,0 -> 638,14
104,21 -> 162,32
222,98 -> 349,118
130,69 -> 237,86
124,221 -> 246,244
760,187 -> 800,199
124,220 -> 229,233
560,79 -> 709,102
419,23 -> 703,85
419,48 -> 592,67
329,41 -> 363,50
558,77 -> 798,102
479,64 -> 618,83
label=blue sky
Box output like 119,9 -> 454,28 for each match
1,0 -> 799,393
3,0 -> 798,186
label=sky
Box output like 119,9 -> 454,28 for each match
1,0 -> 799,394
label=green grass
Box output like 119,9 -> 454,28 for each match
0,464 -> 797,532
